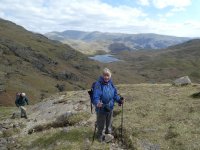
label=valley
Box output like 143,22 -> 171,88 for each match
0,18 -> 200,107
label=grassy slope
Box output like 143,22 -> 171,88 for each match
62,39 -> 110,55
0,18 -> 150,106
20,127 -> 111,150
0,107 -> 16,121
1,84 -> 199,149
114,39 -> 200,83
142,39 -> 200,82
114,84 -> 200,149
0,19 -> 101,106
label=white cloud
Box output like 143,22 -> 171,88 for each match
171,7 -> 186,12
0,0 -> 147,33
0,0 -> 199,37
137,0 -> 191,9
152,0 -> 191,9
138,0 -> 150,6
184,21 -> 200,30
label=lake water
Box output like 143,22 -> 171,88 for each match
89,54 -> 121,63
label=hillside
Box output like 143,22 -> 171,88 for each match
0,18 -> 102,106
45,30 -> 190,54
113,39 -> 200,83
0,18 -> 160,106
0,84 -> 199,149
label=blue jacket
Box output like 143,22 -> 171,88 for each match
92,76 -> 121,112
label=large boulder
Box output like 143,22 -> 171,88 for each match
173,76 -> 192,86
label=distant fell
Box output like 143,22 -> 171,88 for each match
45,30 -> 190,54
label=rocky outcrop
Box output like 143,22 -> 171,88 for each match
0,90 -> 92,149
0,72 -> 6,94
172,76 -> 192,86
0,39 -> 58,71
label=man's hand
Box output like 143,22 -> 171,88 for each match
97,102 -> 103,108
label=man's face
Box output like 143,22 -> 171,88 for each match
103,73 -> 110,82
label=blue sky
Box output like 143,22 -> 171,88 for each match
0,0 -> 199,37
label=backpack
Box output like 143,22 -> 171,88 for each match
88,81 -> 100,114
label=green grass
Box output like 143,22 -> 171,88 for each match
113,84 -> 200,149
31,128 -> 89,147
2,84 -> 200,149
24,127 -> 110,150
0,106 -> 15,121
0,107 -> 21,138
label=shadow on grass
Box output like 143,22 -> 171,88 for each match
191,92 -> 200,98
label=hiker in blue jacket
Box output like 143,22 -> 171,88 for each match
92,68 -> 124,142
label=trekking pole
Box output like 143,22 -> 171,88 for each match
91,102 -> 93,114
88,90 -> 93,114
92,121 -> 97,144
121,103 -> 124,143
92,104 -> 101,144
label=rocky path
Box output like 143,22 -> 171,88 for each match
0,90 -> 125,149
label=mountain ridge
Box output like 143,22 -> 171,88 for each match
45,30 -> 190,54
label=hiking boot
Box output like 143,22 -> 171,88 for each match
105,134 -> 114,143
97,135 -> 105,143
105,130 -> 112,134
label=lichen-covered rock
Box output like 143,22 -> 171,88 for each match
173,76 -> 192,86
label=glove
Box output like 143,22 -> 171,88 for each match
118,97 -> 124,106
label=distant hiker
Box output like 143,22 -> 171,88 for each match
92,68 -> 124,142
16,92 -> 20,100
15,92 -> 29,119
